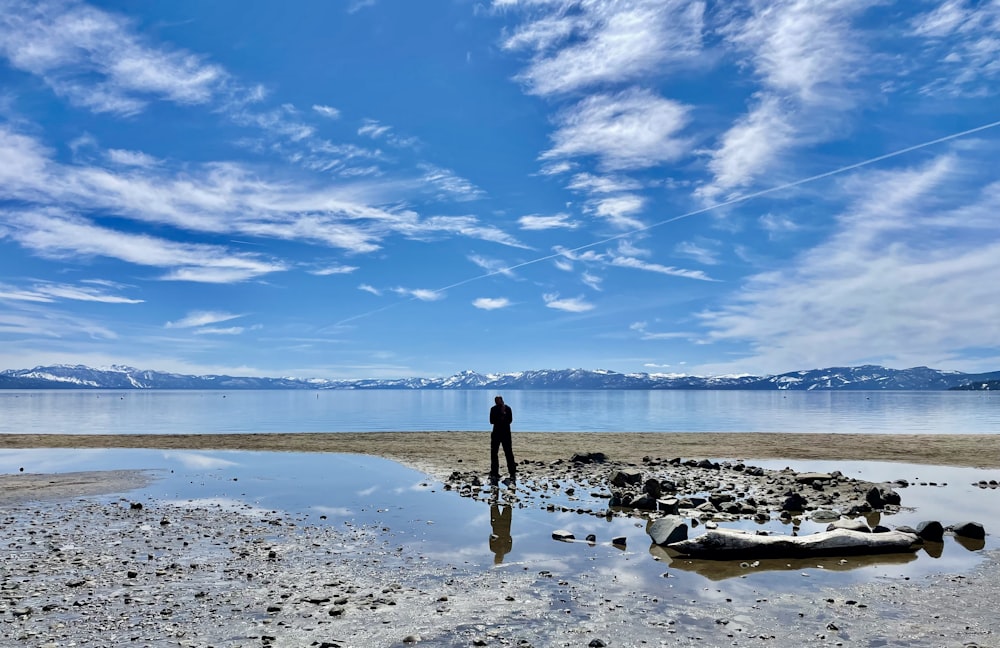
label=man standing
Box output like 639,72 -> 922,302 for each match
489,395 -> 515,486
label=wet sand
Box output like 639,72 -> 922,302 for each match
2,431 -> 999,646
3,431 -> 1000,481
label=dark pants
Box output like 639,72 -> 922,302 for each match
490,430 -> 516,480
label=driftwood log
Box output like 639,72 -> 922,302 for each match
668,527 -> 920,560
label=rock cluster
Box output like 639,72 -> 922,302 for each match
443,452 -> 987,560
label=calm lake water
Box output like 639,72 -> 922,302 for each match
0,389 -> 998,435
2,389 -> 999,597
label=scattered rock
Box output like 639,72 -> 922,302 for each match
950,521 -> 986,540
610,469 -> 643,488
915,520 -> 945,542
647,516 -> 689,546
795,472 -> 833,484
781,492 -> 808,512
826,518 -> 870,533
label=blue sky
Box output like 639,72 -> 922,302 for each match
1,0 -> 999,380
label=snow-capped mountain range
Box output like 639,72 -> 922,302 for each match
1,364 -> 999,391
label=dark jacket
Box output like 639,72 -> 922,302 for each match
490,404 -> 513,434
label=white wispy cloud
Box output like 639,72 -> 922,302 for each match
4,208 -> 287,283
165,311 -> 244,329
725,0 -> 869,106
541,88 -> 691,171
0,301 -> 118,340
581,271 -> 602,291
393,287 -> 444,301
567,172 -> 642,194
759,212 -> 801,237
0,279 -> 143,304
193,326 -> 245,335
0,0 -> 227,115
630,321 -> 689,341
674,240 -> 721,266
609,254 -> 716,282
0,125 -> 529,280
309,264 -> 359,276
700,0 -> 875,199
538,160 -> 575,176
468,254 -> 516,278
358,119 -> 392,139
587,194 -> 645,229
312,104 -> 341,119
543,292 -> 594,313
418,164 -> 484,201
501,0 -> 705,96
358,283 -> 381,296
697,152 -> 1000,373
518,213 -> 578,230
698,95 -> 796,200
473,297 -> 511,310
231,105 -> 315,142
107,148 -> 159,167
910,0 -> 1000,96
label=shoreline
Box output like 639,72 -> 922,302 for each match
3,431 -> 1000,646
3,432 -> 1000,477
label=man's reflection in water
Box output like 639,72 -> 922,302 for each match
489,502 -> 513,564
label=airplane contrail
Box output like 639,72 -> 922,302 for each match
334,118 -> 1000,326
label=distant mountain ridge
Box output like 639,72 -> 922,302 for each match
2,364 -> 999,391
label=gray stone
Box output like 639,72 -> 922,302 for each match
950,521 -> 986,540
826,518 -> 870,533
709,492 -> 734,506
720,501 -> 743,515
624,493 -> 656,510
657,497 -> 680,514
647,515 -> 689,546
915,520 -> 944,542
781,492 -> 808,511
811,509 -> 841,522
552,529 -> 575,542
795,472 -> 833,484
610,468 -> 643,488
865,485 -> 901,508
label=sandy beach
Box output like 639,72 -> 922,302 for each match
2,431 -> 999,647
4,431 -> 1000,479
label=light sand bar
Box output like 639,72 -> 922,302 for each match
3,431 -> 1000,475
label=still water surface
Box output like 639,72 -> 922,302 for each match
3,390 -> 997,593
1,389 -> 998,434
0,447 -> 996,592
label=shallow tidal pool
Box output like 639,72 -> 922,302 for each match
1,447 -> 997,603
